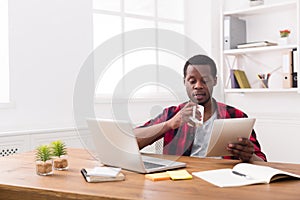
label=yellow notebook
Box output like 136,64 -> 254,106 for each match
145,172 -> 170,181
167,170 -> 192,180
233,70 -> 251,88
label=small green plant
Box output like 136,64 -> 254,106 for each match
280,29 -> 291,38
51,140 -> 67,157
36,145 -> 52,162
51,140 -> 68,170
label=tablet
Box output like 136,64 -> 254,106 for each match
205,118 -> 256,157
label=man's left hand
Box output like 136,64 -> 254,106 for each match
227,137 -> 255,162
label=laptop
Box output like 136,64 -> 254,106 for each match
205,118 -> 256,157
86,118 -> 186,173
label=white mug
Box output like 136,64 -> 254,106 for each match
189,105 -> 204,127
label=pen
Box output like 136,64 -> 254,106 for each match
232,171 -> 252,179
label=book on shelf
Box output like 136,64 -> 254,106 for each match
230,69 -> 240,88
237,41 -> 278,49
233,69 -> 251,88
192,163 -> 300,188
81,167 -> 125,183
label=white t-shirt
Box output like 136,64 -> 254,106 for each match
190,111 -> 217,157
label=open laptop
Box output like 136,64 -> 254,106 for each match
86,118 -> 186,173
205,118 -> 256,157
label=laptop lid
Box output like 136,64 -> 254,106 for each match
86,118 -> 186,173
205,118 -> 256,157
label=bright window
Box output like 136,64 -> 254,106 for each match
93,0 -> 185,98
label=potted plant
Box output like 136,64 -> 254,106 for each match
280,29 -> 291,38
51,140 -> 68,170
279,29 -> 291,45
35,145 -> 53,176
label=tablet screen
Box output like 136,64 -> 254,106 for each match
205,118 -> 256,157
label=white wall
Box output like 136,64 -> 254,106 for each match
0,0 -> 92,132
0,0 -> 93,152
185,0 -> 212,56
185,0 -> 224,102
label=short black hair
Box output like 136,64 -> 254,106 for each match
183,54 -> 217,78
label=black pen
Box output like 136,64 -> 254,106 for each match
232,171 -> 252,179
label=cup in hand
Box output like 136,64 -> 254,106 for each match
189,105 -> 204,127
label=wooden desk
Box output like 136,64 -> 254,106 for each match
1,148 -> 300,200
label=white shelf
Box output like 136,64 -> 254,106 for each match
224,44 -> 298,55
221,1 -> 299,94
224,88 -> 298,94
223,1 -> 296,17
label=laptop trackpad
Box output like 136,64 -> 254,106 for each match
142,155 -> 174,169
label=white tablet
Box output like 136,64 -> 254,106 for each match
205,118 -> 256,157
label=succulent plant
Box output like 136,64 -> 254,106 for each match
50,140 -> 67,157
36,145 -> 52,162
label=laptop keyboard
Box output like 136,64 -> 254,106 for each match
143,161 -> 166,169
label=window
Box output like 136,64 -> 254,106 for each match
93,0 -> 185,99
0,0 -> 9,103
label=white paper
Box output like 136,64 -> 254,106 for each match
192,168 -> 266,187
86,166 -> 122,177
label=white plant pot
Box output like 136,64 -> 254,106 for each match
249,0 -> 264,7
278,37 -> 289,45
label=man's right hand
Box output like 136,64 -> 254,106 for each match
167,102 -> 202,129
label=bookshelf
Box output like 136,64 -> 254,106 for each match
220,1 -> 299,93
224,44 -> 298,55
224,88 -> 298,94
223,2 -> 296,16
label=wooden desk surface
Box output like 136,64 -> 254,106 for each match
1,148 -> 300,200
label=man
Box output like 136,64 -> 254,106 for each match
134,54 -> 266,162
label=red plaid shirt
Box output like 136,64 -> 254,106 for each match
140,100 -> 267,161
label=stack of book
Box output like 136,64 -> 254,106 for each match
230,69 -> 251,88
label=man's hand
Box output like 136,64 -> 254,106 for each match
227,137 -> 256,162
167,102 -> 202,129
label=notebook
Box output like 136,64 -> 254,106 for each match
86,118 -> 186,174
205,118 -> 256,157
